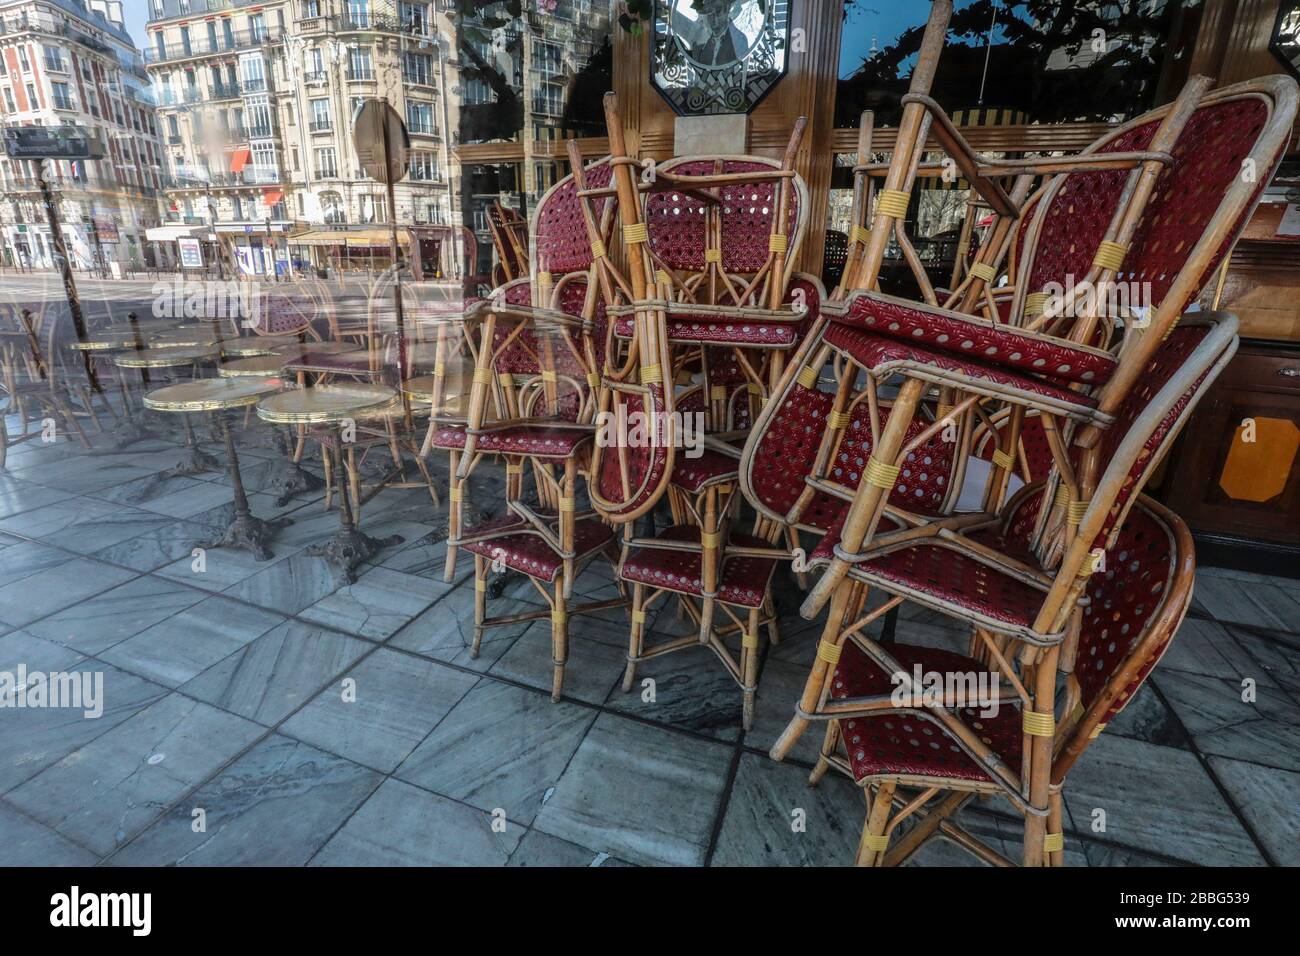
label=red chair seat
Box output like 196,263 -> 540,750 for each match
671,448 -> 739,494
430,423 -> 593,457
621,526 -> 777,608
462,514 -> 614,583
832,640 -> 1023,784
614,314 -> 800,347
807,511 -> 1051,636
824,324 -> 1098,414
832,290 -> 1116,385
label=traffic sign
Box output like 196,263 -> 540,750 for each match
352,99 -> 409,185
2,125 -> 104,160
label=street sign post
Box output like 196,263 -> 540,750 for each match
2,125 -> 104,161
353,98 -> 413,426
4,125 -> 109,389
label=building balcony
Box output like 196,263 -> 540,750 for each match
302,70 -> 329,86
308,120 -> 333,134
144,26 -> 284,65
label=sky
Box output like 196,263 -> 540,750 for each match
123,4 -> 149,48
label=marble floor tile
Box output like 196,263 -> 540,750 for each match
223,552 -> 347,615
1206,756 -> 1300,866
310,778 -> 522,866
154,532 -> 300,592
0,661 -> 169,794
0,480 -> 74,519
396,679 -> 595,825
91,519 -> 222,573
108,735 -> 382,867
388,587 -> 533,671
376,528 -> 451,579
490,621 -> 627,706
0,496 -> 119,540
6,693 -> 264,856
1100,683 -> 1190,750
99,595 -> 286,687
1193,568 -> 1300,632
600,641 -> 744,741
281,648 -> 477,773
507,828 -> 631,867
0,800 -> 98,866
91,472 -> 209,509
42,506 -> 176,555
1153,669 -> 1300,773
299,567 -> 438,640
0,557 -> 136,628
0,540 -> 70,589
1231,627 -> 1300,705
131,479 -> 255,520
1159,617 -> 1260,681
25,574 -> 207,655
1061,733 -> 1264,865
533,712 -> 732,867
0,628 -> 85,672
181,620 -> 371,726
711,754 -> 864,866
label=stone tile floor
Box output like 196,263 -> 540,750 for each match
0,413 -> 1296,867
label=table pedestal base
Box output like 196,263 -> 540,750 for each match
308,527 -> 404,583
199,512 -> 292,562
266,429 -> 326,505
166,442 -> 222,476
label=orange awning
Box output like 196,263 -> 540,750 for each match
229,148 -> 250,174
262,189 -> 283,205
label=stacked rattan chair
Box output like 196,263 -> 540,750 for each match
741,0 -> 1297,865
430,156 -> 627,701
581,94 -> 826,727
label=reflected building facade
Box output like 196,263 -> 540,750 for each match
0,0 -> 165,271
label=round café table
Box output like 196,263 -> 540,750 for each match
145,377 -> 292,560
218,354 -> 287,378
147,328 -> 223,349
257,383 -> 403,581
68,333 -> 152,443
115,346 -> 221,473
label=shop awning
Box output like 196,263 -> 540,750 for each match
145,224 -> 213,242
288,228 -> 410,246
229,148 -> 250,174
263,189 -> 283,206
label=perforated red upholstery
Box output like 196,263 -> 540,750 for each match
620,526 -> 776,608
671,449 -> 739,494
833,292 -> 1117,384
535,159 -> 613,276
833,641 -> 1023,784
1077,502 -> 1177,720
824,324 -> 1098,412
645,159 -> 800,275
430,424 -> 593,457
462,513 -> 614,583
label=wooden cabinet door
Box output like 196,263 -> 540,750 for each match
1162,345 -> 1300,547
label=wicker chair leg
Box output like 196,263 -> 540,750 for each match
551,584 -> 568,702
444,449 -> 461,583
771,583 -> 854,761
622,582 -> 645,692
808,720 -> 841,787
741,606 -> 761,730
471,556 -> 486,659
321,445 -> 333,511
856,781 -> 897,867
1047,790 -> 1066,867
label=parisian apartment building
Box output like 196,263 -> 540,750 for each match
0,0 -> 166,271
144,0 -> 456,277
